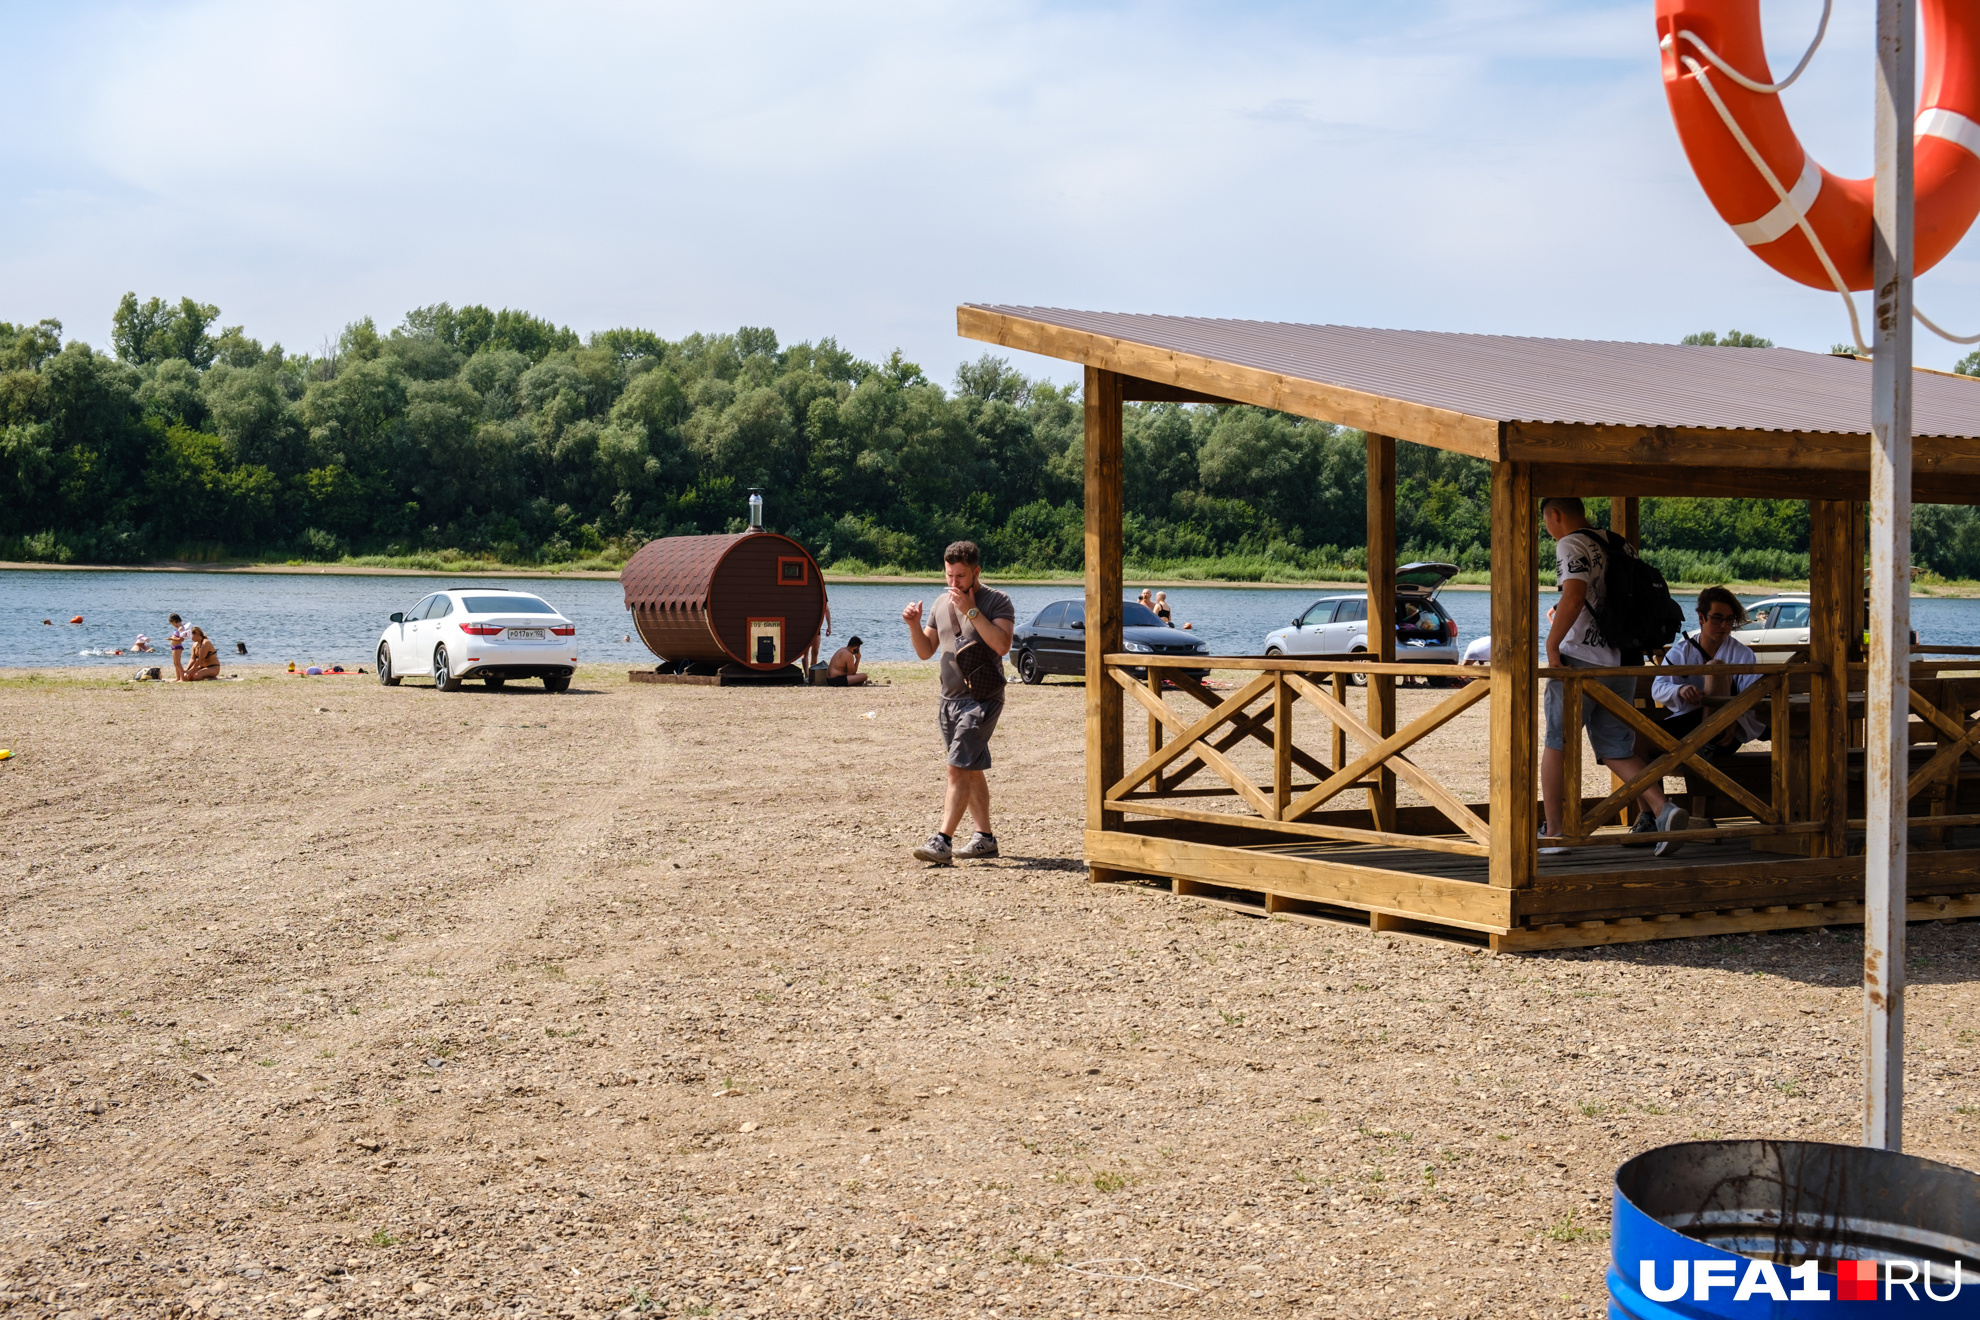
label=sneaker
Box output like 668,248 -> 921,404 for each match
1622,811 -> 1658,848
1653,803 -> 1691,857
954,832 -> 999,860
1538,827 -> 1569,856
913,833 -> 954,865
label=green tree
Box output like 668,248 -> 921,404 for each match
113,294 -> 221,367
1681,329 -> 1774,348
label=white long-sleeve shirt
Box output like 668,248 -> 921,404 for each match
1652,633 -> 1766,742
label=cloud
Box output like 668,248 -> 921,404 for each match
2,0 -> 1976,383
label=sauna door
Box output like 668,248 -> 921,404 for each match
747,618 -> 784,666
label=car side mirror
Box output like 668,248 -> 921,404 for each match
390,612 -> 404,623
1071,620 -> 1085,630
1292,618 -> 1302,628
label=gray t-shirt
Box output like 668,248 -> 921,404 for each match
933,585 -> 1016,699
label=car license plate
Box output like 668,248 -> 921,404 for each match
507,628 -> 546,640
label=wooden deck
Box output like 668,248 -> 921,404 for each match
1083,644 -> 1980,954
1092,816 -> 1980,953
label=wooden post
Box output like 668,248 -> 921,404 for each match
1146,667 -> 1164,795
1771,673 -> 1790,828
1850,501 -> 1870,662
1332,672 -> 1348,772
1367,434 -> 1397,832
1810,500 -> 1853,861
1610,496 -> 1639,549
1930,678 -> 1953,846
1563,675 -> 1583,839
1609,495 -> 1641,827
1272,674 -> 1292,820
1085,367 -> 1126,878
1489,460 -> 1537,889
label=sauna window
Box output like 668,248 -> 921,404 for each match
777,557 -> 808,585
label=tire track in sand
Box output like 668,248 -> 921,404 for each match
0,679 -> 640,1264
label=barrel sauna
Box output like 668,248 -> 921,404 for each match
621,532 -> 826,672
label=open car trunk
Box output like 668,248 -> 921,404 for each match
1394,562 -> 1458,599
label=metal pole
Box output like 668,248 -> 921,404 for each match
1865,0 -> 1914,1153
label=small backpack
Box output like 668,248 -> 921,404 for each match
1586,530 -> 1684,663
947,600 -> 1008,702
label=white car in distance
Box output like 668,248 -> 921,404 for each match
377,588 -> 577,692
1731,595 -> 1810,661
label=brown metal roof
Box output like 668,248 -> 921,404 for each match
958,304 -> 1980,474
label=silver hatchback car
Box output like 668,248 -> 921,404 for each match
1261,562 -> 1461,673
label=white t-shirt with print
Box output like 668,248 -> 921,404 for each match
1554,529 -> 1620,666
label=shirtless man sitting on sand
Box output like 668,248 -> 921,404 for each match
181,627 -> 221,681
825,636 -> 867,686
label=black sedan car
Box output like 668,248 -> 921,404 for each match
1011,599 -> 1210,683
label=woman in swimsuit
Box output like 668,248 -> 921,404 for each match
181,627 -> 221,681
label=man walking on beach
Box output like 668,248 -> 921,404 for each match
901,541 -> 1015,865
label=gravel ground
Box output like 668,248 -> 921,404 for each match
1,661 -> 1976,1319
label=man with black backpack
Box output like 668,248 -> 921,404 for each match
902,541 -> 1016,866
1540,498 -> 1690,857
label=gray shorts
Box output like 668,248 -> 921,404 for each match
938,695 -> 1003,772
1543,657 -> 1638,762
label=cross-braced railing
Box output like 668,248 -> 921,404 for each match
1102,653 -> 1867,862
1103,654 -> 1492,857
1844,665 -> 1980,836
1551,663 -> 1824,848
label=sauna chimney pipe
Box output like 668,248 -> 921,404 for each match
747,488 -> 764,533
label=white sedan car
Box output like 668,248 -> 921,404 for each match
377,588 -> 577,692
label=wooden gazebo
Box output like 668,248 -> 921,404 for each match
959,305 -> 1980,951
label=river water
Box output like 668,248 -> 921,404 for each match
5,569 -> 1977,669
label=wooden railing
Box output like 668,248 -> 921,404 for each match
1102,653 -> 1492,857
1099,653 -> 1944,861
1550,663 -> 1825,849
1104,651 -> 1980,865
1843,666 -> 1980,835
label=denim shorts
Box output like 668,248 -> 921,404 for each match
1543,656 -> 1638,762
938,695 -> 1004,771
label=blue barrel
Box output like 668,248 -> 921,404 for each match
1610,1140 -> 1980,1317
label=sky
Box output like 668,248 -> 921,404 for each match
5,0 -> 1980,384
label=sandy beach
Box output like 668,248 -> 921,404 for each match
1,662 -> 1977,1319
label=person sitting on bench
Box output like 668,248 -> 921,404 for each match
1644,586 -> 1763,832
826,636 -> 867,686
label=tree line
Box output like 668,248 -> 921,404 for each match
6,299 -> 1980,581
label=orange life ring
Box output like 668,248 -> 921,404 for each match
1658,0 -> 1980,291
